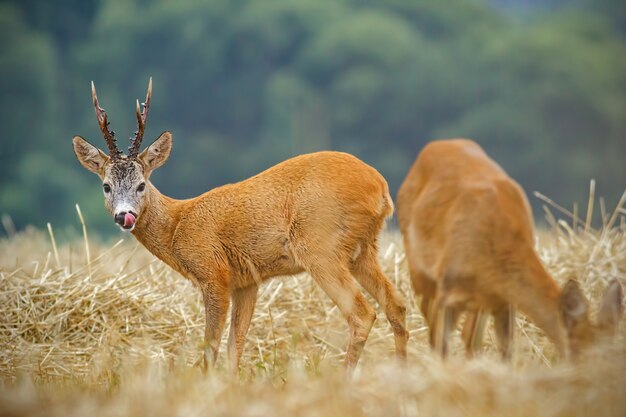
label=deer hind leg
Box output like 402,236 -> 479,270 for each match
350,244 -> 408,360
422,292 -> 445,349
493,304 -> 516,361
431,294 -> 462,358
407,268 -> 437,345
309,264 -> 376,371
430,290 -> 463,358
421,295 -> 433,329
461,309 -> 488,358
432,300 -> 452,357
201,281 -> 230,371
227,284 -> 259,373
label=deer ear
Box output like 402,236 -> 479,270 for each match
73,136 -> 109,175
139,131 -> 172,173
597,279 -> 623,334
559,280 -> 590,333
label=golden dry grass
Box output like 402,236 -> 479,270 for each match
0,196 -> 625,417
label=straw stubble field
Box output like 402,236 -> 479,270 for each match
0,200 -> 625,417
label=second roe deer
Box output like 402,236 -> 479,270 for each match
397,139 -> 623,359
72,79 -> 408,371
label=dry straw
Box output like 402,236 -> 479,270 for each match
0,186 -> 624,416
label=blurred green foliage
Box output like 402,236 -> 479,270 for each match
0,0 -> 624,234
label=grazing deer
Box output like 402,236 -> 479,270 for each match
72,78 -> 408,371
397,139 -> 623,359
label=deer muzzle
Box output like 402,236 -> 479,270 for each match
114,211 -> 136,230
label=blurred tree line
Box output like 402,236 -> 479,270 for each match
0,0 -> 624,234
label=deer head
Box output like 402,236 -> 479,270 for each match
559,278 -> 624,357
73,78 -> 172,232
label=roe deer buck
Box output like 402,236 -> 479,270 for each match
397,139 -> 623,359
72,78 -> 408,371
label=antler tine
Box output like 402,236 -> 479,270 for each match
128,77 -> 152,158
91,81 -> 122,159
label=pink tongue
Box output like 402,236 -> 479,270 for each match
124,212 -> 136,227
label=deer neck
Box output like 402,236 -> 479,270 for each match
131,182 -> 182,267
515,251 -> 567,354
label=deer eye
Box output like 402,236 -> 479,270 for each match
137,182 -> 146,192
103,183 -> 111,193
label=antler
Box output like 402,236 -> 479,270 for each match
91,81 -> 122,159
128,77 -> 153,158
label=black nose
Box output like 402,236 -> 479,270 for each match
114,212 -> 127,226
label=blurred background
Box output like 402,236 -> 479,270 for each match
0,0 -> 624,235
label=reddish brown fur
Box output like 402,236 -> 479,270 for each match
397,139 -> 622,359
75,133 -> 408,371
137,150 -> 408,370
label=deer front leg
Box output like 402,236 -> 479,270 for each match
201,281 -> 230,371
227,284 -> 259,373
